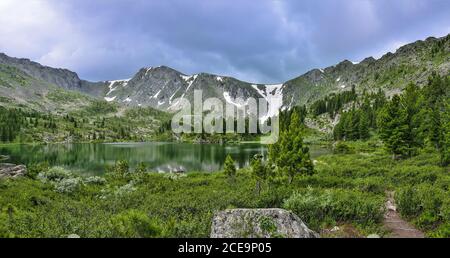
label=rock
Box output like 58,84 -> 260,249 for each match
367,234 -> 381,238
330,226 -> 340,232
67,234 -> 80,238
386,200 -> 397,212
0,163 -> 27,179
0,155 -> 9,161
210,208 -> 319,238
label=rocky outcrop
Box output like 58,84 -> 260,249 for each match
210,208 -> 319,238
0,163 -> 27,179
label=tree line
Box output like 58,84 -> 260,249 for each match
333,73 -> 449,164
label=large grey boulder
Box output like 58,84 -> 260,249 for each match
0,163 -> 27,179
211,208 -> 319,238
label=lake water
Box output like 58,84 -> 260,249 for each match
0,142 -> 330,175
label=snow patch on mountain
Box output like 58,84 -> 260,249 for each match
152,90 -> 162,99
261,84 -> 283,121
106,79 -> 130,95
185,74 -> 198,92
104,96 -> 116,102
169,87 -> 181,104
223,92 -> 245,108
251,84 -> 266,98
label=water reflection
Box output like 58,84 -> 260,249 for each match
0,142 -> 330,175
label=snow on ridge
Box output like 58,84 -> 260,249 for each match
216,76 -> 223,82
106,79 -> 130,95
336,77 -> 341,82
180,74 -> 197,83
223,92 -> 246,108
145,67 -> 154,76
340,85 -> 346,88
261,84 -> 284,121
251,83 -> 284,121
184,74 -> 198,92
251,84 -> 266,98
123,97 -> 132,103
319,69 -> 324,73
104,96 -> 116,102
152,90 -> 162,99
169,87 -> 181,104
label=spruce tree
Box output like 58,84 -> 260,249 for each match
269,111 -> 314,184
359,111 -> 370,140
378,95 -> 409,159
224,154 -> 236,182
251,154 -> 266,195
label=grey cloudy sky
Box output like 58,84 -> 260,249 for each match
0,0 -> 449,83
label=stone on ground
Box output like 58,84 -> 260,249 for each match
0,163 -> 27,179
210,208 -> 319,238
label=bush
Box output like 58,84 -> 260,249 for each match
54,178 -> 83,194
106,160 -> 130,179
37,167 -> 73,182
396,184 -> 448,232
283,188 -> 384,230
84,176 -> 107,185
333,142 -> 354,154
396,186 -> 422,218
27,162 -> 49,179
110,210 -> 161,238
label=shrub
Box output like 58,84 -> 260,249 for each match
106,160 -> 130,179
110,210 -> 161,238
396,186 -> 422,218
333,142 -> 354,154
396,184 -> 447,232
54,178 -> 83,194
37,167 -> 73,182
224,155 -> 236,181
0,213 -> 13,238
84,176 -> 107,185
27,162 -> 49,179
283,188 -> 384,230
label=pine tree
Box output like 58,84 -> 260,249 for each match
359,110 -> 370,140
438,87 -> 450,166
269,111 -> 314,184
401,83 -> 423,155
224,155 -> 236,182
251,154 -> 266,195
378,95 -> 409,159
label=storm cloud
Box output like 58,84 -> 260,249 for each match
0,0 -> 449,83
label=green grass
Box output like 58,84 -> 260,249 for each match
0,144 -> 447,238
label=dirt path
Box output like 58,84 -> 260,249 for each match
383,191 -> 425,238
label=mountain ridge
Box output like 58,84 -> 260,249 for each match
0,34 -> 449,113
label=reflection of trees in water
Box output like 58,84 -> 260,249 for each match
0,143 -> 276,174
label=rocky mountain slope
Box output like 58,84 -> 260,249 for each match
0,34 -> 448,114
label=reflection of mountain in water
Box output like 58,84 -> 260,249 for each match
0,142 -> 279,175
0,142 -> 331,175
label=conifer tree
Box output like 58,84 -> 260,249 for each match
269,111 -> 314,184
224,154 -> 236,182
251,154 -> 266,195
377,95 -> 409,159
359,111 -> 370,140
